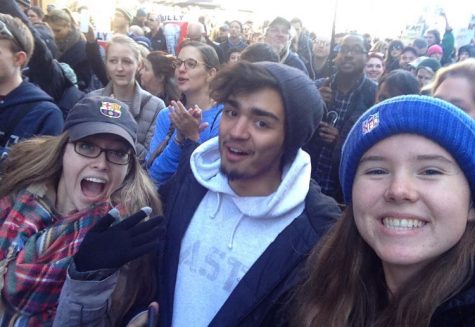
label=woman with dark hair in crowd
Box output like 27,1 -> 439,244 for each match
384,40 -> 404,73
457,44 -> 475,62
424,28 -> 441,47
146,40 -> 223,185
139,51 -> 181,105
227,47 -> 242,64
293,95 -> 475,327
375,69 -> 420,103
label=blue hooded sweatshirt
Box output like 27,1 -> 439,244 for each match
0,81 -> 63,158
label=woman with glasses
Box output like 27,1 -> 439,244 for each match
88,34 -> 166,163
146,40 -> 222,185
0,96 -> 162,325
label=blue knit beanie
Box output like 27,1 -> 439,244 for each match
340,95 -> 475,204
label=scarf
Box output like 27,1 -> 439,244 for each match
55,28 -> 81,58
0,184 -> 112,326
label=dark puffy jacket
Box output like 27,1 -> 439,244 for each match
60,39 -> 93,92
430,274 -> 475,326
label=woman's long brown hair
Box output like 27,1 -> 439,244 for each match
292,208 -> 475,327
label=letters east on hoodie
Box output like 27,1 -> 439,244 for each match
172,137 -> 312,327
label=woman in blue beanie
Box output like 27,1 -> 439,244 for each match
293,95 -> 475,326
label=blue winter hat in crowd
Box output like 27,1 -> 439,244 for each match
339,95 -> 475,204
132,35 -> 151,49
257,62 -> 324,166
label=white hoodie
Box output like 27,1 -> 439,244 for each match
171,137 -> 311,327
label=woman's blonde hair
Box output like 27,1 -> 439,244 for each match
44,8 -> 75,28
431,58 -> 475,102
106,34 -> 143,64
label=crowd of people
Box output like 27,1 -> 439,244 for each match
0,0 -> 475,325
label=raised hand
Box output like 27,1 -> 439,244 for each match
169,100 -> 205,143
74,208 -> 164,272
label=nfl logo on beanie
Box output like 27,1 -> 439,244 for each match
339,95 -> 475,204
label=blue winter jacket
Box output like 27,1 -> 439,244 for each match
146,103 -> 223,186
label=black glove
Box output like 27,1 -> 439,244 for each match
74,208 -> 164,272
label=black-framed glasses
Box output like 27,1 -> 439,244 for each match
72,141 -> 131,165
0,20 -> 23,52
173,58 -> 206,70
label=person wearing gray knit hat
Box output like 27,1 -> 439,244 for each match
292,94 -> 475,326
140,61 -> 340,327
211,61 -> 324,167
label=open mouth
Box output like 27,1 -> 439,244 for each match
81,177 -> 106,198
228,147 -> 249,156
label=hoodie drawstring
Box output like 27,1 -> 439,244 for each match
209,193 -> 222,219
228,215 -> 244,249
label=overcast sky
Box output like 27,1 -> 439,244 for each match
222,0 -> 474,38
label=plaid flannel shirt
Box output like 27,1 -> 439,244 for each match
0,184 -> 111,326
314,75 -> 366,197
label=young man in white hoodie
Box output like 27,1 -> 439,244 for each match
158,61 -> 340,327
53,61 -> 340,327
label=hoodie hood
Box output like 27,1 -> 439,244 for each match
190,137 -> 311,219
0,81 -> 54,108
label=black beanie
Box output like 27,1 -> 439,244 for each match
256,62 -> 324,166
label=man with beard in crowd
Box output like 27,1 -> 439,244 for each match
398,46 -> 418,71
305,34 -> 377,203
264,17 -> 308,75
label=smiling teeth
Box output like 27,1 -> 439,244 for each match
383,218 -> 425,229
84,177 -> 106,184
230,148 -> 245,154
